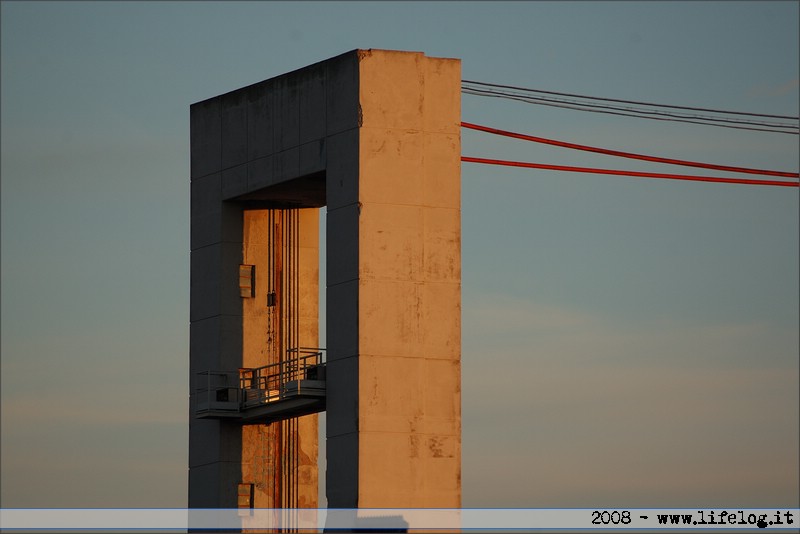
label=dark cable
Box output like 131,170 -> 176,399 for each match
463,79 -> 800,121
462,88 -> 798,135
462,87 -> 798,130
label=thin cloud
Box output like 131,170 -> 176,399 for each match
464,363 -> 798,507
464,292 -> 593,333
462,292 -> 799,507
1,391 -> 187,426
747,78 -> 800,98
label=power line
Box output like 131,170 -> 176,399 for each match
461,121 -> 800,178
464,85 -> 798,128
462,87 -> 799,134
463,79 -> 800,121
461,156 -> 800,188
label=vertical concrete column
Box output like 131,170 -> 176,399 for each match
189,96 -> 246,508
323,52 -> 362,508
190,52 -> 336,510
326,50 -> 462,508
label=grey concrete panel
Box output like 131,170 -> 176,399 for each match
189,315 -> 242,371
299,67 -> 326,145
189,420 -> 243,467
220,201 -> 243,244
325,432 -> 358,508
190,245 -> 221,322
191,173 -> 222,215
190,97 -> 221,180
220,91 -> 248,170
325,356 -> 358,438
274,147 -> 300,185
246,81 -> 275,161
191,242 -> 243,321
326,279 -> 358,360
219,241 -> 244,317
221,164 -> 248,200
190,173 -> 222,250
190,214 -> 220,252
299,139 -> 326,178
188,461 -> 241,508
325,128 -> 359,211
325,52 -> 359,137
247,155 -> 275,192
189,316 -> 221,372
218,314 -> 243,369
273,77 -> 300,152
326,203 -> 358,286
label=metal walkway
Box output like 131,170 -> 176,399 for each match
194,348 -> 325,424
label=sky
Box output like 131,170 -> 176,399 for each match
1,1 -> 798,511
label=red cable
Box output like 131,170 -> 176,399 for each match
461,121 -> 800,179
461,156 -> 800,188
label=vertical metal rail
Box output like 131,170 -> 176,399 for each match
294,209 -> 300,515
275,209 -> 284,512
261,210 -> 269,509
265,209 -> 273,508
294,209 -> 299,512
285,208 -> 289,513
284,210 -> 289,512
253,208 -> 303,518
292,209 -> 296,512
283,209 -> 289,512
282,208 -> 300,518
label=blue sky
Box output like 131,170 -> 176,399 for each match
1,1 -> 798,509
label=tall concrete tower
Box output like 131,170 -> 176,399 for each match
189,49 -> 461,509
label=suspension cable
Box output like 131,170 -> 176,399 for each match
461,122 -> 799,178
462,156 -> 800,187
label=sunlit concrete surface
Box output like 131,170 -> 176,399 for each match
190,49 -> 461,510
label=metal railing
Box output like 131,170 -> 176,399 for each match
195,348 -> 325,416
239,348 -> 325,408
195,370 -> 241,414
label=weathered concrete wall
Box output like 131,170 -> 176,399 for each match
190,49 -> 461,510
189,51 -> 356,509
326,50 -> 461,508
240,209 -> 319,508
